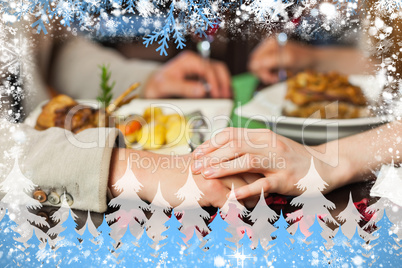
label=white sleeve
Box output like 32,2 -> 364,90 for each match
0,119 -> 121,212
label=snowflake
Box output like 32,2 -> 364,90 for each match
375,0 -> 402,14
136,0 -> 155,17
160,251 -> 168,259
0,34 -> 33,78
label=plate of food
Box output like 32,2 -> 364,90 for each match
235,71 -> 388,144
25,87 -> 233,155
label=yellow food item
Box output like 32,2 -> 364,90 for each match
166,120 -> 189,146
165,114 -> 185,129
143,107 -> 164,122
120,105 -> 190,150
138,123 -> 166,150
156,114 -> 170,124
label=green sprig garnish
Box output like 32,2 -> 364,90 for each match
97,64 -> 115,109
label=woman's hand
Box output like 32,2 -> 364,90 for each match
143,51 -> 232,99
191,128 -> 344,200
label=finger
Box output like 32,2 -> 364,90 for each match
212,62 -> 232,98
195,127 -> 268,154
196,129 -> 273,171
219,175 -> 248,190
234,177 -> 279,200
192,127 -> 237,159
219,176 -> 248,208
200,154 -> 271,179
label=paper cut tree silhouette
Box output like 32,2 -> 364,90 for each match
364,197 -> 402,240
249,189 -> 278,249
24,227 -> 50,266
77,211 -> 100,238
235,229 -> 255,267
0,211 -> 28,267
270,210 -> 294,267
290,222 -> 307,249
337,192 -> 365,240
159,209 -> 186,264
174,169 -> 210,241
304,215 -> 330,266
348,228 -> 372,258
75,221 -> 97,264
252,239 -> 269,266
115,224 -> 137,264
146,181 -> 171,244
106,161 -> 150,241
369,210 -> 400,266
93,214 -> 117,266
47,195 -> 79,248
330,224 -> 351,266
184,229 -> 205,265
221,186 -> 251,245
370,161 -> 402,206
287,158 -> 337,241
35,238 -> 61,266
289,222 -> 308,264
0,157 -> 49,242
54,208 -> 81,266
24,225 -> 59,266
203,208 -> 235,253
134,227 -> 156,264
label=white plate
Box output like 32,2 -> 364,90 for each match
235,75 -> 388,145
25,98 -> 233,154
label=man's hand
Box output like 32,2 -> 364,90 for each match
144,51 -> 232,99
249,37 -> 316,84
109,148 -> 258,209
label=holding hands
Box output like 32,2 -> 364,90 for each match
191,128 -> 343,200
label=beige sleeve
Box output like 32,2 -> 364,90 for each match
50,37 -> 161,99
0,119 -> 122,212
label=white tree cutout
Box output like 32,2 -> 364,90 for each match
221,185 -> 249,217
174,168 -> 210,241
47,195 -> 79,247
146,181 -> 172,244
221,185 -> 251,245
106,160 -> 150,241
77,211 -> 100,238
0,157 -> 49,243
249,189 -> 278,249
363,197 -> 402,240
337,192 -> 365,240
370,161 -> 402,206
286,158 -> 337,241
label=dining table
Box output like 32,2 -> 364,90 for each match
30,73 -> 382,238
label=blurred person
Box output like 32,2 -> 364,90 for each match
248,0 -> 400,85
50,38 -> 231,103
